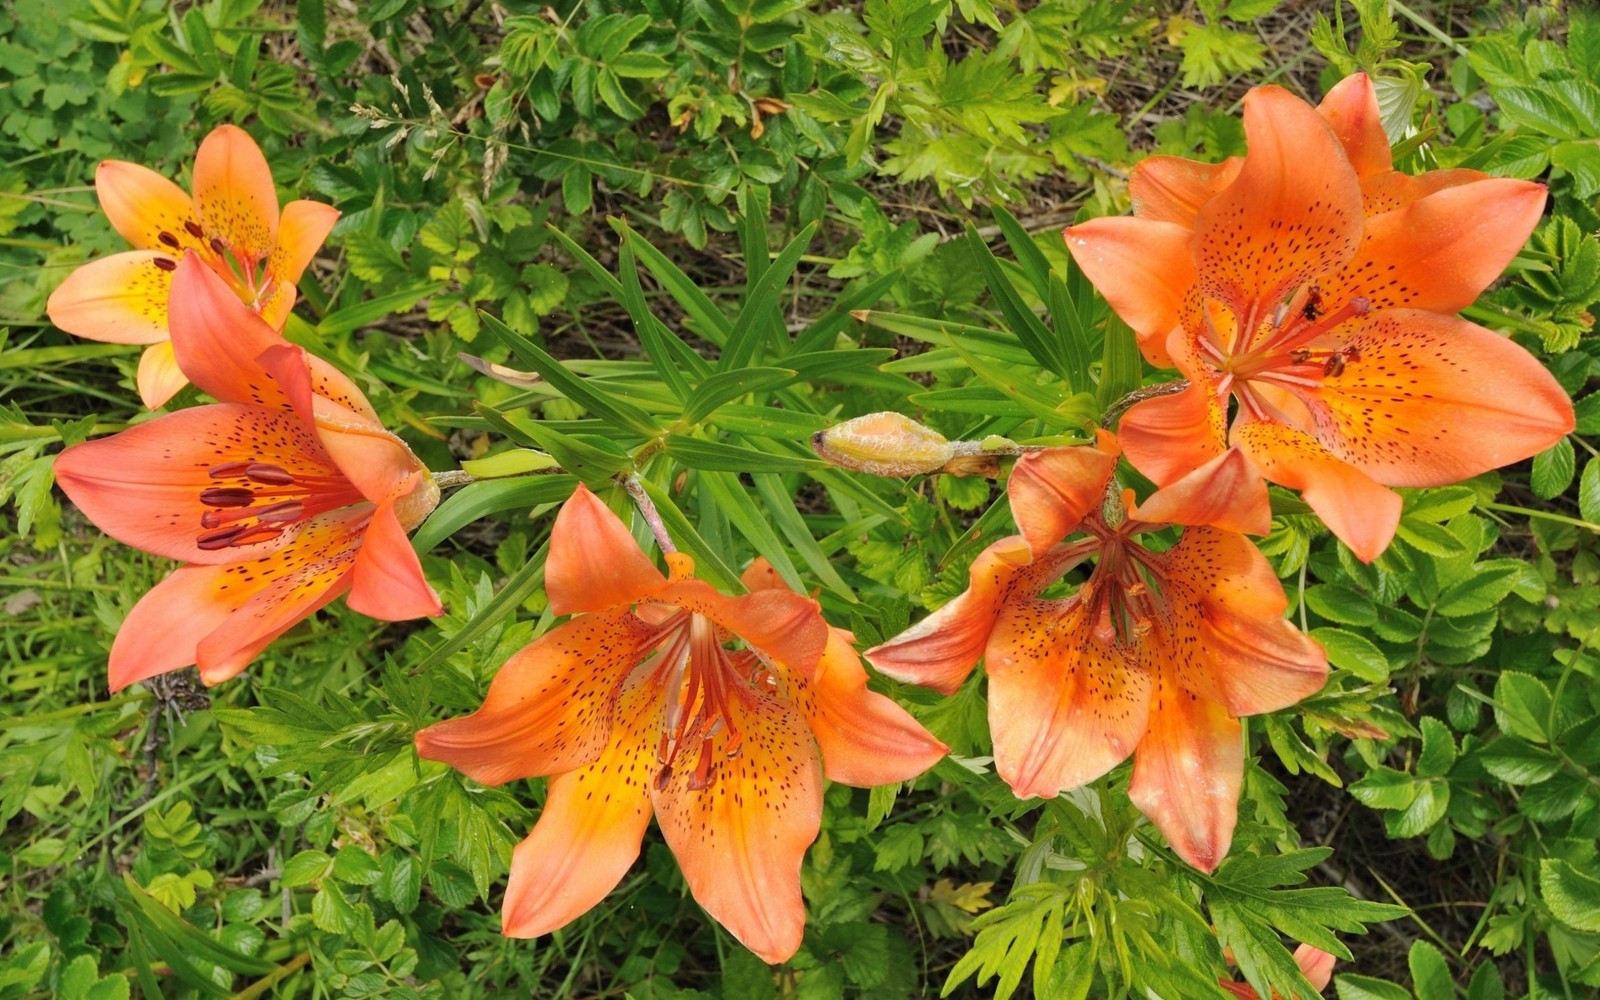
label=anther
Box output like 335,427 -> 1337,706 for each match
253,501 -> 304,523
1323,354 -> 1347,378
688,740 -> 715,790
1288,348 -> 1312,365
158,231 -> 181,249
199,487 -> 254,508
209,461 -> 253,479
210,237 -> 226,255
197,526 -> 246,550
152,257 -> 177,272
184,221 -> 205,239
245,463 -> 295,485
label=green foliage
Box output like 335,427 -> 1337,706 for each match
3,1 -> 1598,997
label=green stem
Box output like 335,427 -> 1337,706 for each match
1482,501 -> 1600,534
229,951 -> 313,1000
0,692 -> 149,731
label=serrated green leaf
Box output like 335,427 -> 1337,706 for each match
1407,941 -> 1453,1000
1311,628 -> 1389,682
1540,859 -> 1600,932
1530,437 -> 1575,500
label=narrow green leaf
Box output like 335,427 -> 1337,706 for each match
683,368 -> 798,424
481,312 -> 661,436
412,475 -> 577,552
665,436 -> 824,473
964,221 -> 1067,377
410,542 -> 548,674
718,222 -> 818,372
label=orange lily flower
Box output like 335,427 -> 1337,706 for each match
866,439 -> 1325,871
53,255 -> 440,690
47,124 -> 339,410
1065,76 -> 1573,562
415,485 -> 946,964
1219,943 -> 1336,999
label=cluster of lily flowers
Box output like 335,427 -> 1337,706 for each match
45,75 -> 1572,978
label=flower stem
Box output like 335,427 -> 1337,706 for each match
621,474 -> 678,554
1102,380 -> 1190,429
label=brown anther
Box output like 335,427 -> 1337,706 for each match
210,237 -> 227,255
1323,353 -> 1347,378
152,257 -> 177,272
209,461 -> 254,479
1288,348 -> 1313,365
1344,344 -> 1361,362
253,501 -> 305,523
245,463 -> 295,485
184,221 -> 205,239
199,487 -> 255,508
158,231 -> 181,249
196,525 -> 247,550
655,764 -> 674,791
688,740 -> 715,790
227,525 -> 285,546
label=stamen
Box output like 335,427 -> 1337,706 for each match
184,221 -> 205,240
152,257 -> 177,272
199,487 -> 255,508
246,464 -> 295,485
158,231 -> 181,249
196,526 -> 247,550
209,462 -> 254,479
210,237 -> 226,256
253,501 -> 305,523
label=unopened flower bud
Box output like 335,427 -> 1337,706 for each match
811,412 -> 954,477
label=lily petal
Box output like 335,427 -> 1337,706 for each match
1360,167 -> 1488,216
1160,527 -> 1328,716
1119,378 -> 1228,488
1128,155 -> 1243,226
414,608 -> 655,785
94,160 -> 204,253
53,403 -> 337,565
1312,310 -> 1574,487
1008,438 -> 1119,556
987,599 -> 1153,798
346,496 -> 442,620
167,256 -> 292,407
1064,217 -> 1196,366
793,629 -> 948,787
108,564 -> 249,691
136,341 -> 188,410
865,536 -> 1037,695
1321,179 -> 1546,316
1128,667 -> 1243,872
1130,448 -> 1271,536
653,688 -> 822,965
665,577 -> 829,677
1232,420 -> 1401,563
500,666 -> 659,939
191,508 -> 368,683
545,484 -> 667,616
1191,86 -> 1363,319
270,199 -> 340,284
192,124 -> 279,262
1315,74 -> 1390,178
46,250 -> 176,345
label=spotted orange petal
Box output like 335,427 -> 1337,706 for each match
1315,74 -> 1390,178
1007,436 -> 1119,556
1128,665 -> 1243,872
1310,310 -> 1574,487
108,563 -> 255,691
1118,378 -> 1229,488
545,484 -> 667,616
46,250 -> 175,345
1231,420 -> 1401,563
414,608 -> 655,785
865,535 -> 1037,695
1158,527 -> 1328,716
792,629 -> 948,787
500,665 -> 659,939
987,598 -> 1153,798
652,687 -> 822,965
1318,179 -> 1546,317
1129,448 -> 1271,536
1064,217 -> 1196,367
1359,167 -> 1490,216
167,255 -> 293,407
192,124 -> 279,263
136,341 -> 188,411
94,160 -> 204,254
270,199 -> 339,284
1128,155 -> 1243,226
659,576 -> 829,681
1191,86 -> 1363,322
53,403 -> 337,565
190,507 -> 369,683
